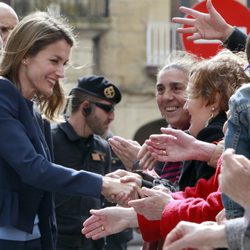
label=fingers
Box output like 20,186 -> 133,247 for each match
137,143 -> 148,159
82,211 -> 108,240
172,17 -> 196,26
106,173 -> 121,179
139,152 -> 156,170
128,197 -> 147,209
206,0 -> 219,17
164,225 -> 183,248
163,221 -> 193,248
178,6 -> 205,18
120,175 -> 142,187
106,169 -> 129,178
152,185 -> 171,193
176,26 -> 198,34
82,221 -> 107,240
187,32 -> 202,41
109,136 -> 133,149
141,187 -> 160,197
160,127 -> 180,137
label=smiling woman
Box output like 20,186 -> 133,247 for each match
155,51 -> 197,131
179,50 -> 250,190
0,11 -> 137,250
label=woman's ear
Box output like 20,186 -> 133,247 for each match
212,92 -> 221,111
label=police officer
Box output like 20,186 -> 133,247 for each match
52,75 -> 132,250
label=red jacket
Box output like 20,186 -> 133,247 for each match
137,161 -> 223,242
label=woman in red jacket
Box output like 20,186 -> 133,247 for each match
82,50 -> 249,244
82,162 -> 222,241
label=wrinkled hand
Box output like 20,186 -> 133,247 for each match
82,207 -> 137,240
146,128 -> 198,162
220,148 -> 250,209
106,168 -> 142,189
102,176 -> 140,206
163,221 -> 227,250
128,187 -> 173,220
137,143 -> 158,171
108,136 -> 141,171
172,0 -> 233,42
105,169 -> 142,205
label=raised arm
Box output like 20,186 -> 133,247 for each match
172,0 -> 233,42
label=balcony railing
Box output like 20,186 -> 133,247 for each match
11,0 -> 109,20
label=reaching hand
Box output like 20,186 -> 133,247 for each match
163,221 -> 227,250
82,207 -> 138,240
108,136 -> 141,171
146,128 -> 199,162
137,143 -> 158,171
102,176 -> 139,206
172,0 -> 233,42
105,169 -> 143,206
106,169 -> 142,186
128,187 -> 173,220
220,148 -> 250,209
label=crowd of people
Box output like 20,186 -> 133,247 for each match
1,0 -> 250,250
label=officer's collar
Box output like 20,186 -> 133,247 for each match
59,121 -> 94,142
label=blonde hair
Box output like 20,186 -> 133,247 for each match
0,11 -> 75,120
188,50 -> 250,111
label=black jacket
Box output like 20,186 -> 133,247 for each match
52,122 -> 111,248
179,112 -> 227,191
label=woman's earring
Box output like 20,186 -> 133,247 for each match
22,60 -> 27,65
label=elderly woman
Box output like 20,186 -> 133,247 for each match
82,50 -> 250,246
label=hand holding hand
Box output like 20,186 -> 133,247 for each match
172,0 -> 233,42
102,176 -> 139,206
128,187 -> 173,220
106,168 -> 142,190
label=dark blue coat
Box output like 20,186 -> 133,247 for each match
0,77 -> 102,250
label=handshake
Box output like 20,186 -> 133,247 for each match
101,169 -> 143,207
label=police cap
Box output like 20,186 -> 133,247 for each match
74,75 -> 122,104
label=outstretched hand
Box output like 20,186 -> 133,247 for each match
163,221 -> 227,250
146,128 -> 198,162
172,0 -> 233,42
128,187 -> 173,220
108,136 -> 141,171
137,142 -> 158,171
82,207 -> 138,240
220,148 -> 250,209
101,176 -> 140,206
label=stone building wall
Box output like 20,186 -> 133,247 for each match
63,0 -> 248,140
93,0 -> 170,139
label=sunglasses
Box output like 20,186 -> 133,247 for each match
91,102 -> 115,113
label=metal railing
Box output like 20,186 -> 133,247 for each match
146,21 -> 183,67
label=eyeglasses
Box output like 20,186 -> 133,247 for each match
91,102 -> 115,113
